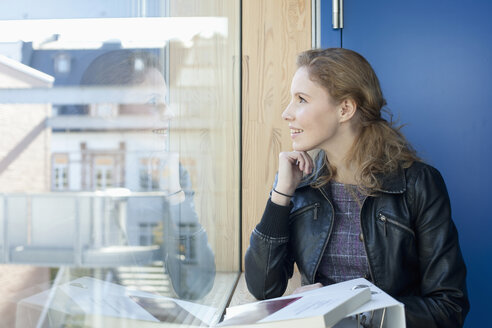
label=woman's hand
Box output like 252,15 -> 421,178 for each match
271,151 -> 314,206
292,282 -> 323,295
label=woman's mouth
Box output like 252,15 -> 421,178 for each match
290,128 -> 303,137
152,126 -> 169,137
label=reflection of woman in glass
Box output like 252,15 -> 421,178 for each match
245,48 -> 469,327
81,49 -> 215,300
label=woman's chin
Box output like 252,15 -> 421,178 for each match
292,142 -> 316,151
292,144 -> 312,152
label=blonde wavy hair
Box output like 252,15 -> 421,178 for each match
297,48 -> 419,193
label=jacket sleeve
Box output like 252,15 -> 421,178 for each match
164,164 -> 216,300
244,198 -> 295,300
397,166 -> 469,328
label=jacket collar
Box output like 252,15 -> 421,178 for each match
296,150 -> 407,194
296,150 -> 326,189
376,166 -> 406,194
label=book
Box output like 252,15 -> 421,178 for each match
217,281 -> 371,328
18,277 -> 376,328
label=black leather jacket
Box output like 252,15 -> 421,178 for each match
245,157 -> 469,328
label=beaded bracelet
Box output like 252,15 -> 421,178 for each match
272,188 -> 294,198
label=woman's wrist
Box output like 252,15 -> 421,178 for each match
272,188 -> 294,198
274,183 -> 296,196
167,189 -> 185,205
271,188 -> 293,206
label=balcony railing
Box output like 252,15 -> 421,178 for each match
0,190 -> 170,267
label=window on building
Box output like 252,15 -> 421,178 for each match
139,157 -> 160,190
88,103 -> 118,117
54,53 -> 71,74
52,153 -> 69,190
139,222 -> 158,246
93,155 -> 116,189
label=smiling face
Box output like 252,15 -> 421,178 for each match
119,68 -> 171,117
82,50 -> 172,121
282,66 -> 344,152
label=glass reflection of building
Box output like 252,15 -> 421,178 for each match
28,45 -> 165,193
0,1 -> 239,325
5,43 -> 171,262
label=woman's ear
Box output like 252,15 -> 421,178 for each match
339,98 -> 357,123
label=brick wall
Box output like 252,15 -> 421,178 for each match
0,104 -> 51,192
0,57 -> 53,328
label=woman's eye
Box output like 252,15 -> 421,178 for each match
147,96 -> 157,106
147,94 -> 163,106
299,96 -> 306,103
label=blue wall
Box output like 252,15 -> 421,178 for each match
320,1 -> 492,326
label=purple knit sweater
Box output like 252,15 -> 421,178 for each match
316,181 -> 370,284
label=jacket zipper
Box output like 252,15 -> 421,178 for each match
378,213 -> 415,238
290,203 -> 320,221
359,197 -> 376,284
312,187 -> 335,283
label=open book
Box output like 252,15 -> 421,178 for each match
217,282 -> 370,328
19,277 -> 404,327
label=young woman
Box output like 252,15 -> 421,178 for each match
244,48 -> 469,327
81,50 -> 216,300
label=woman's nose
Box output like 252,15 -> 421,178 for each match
281,103 -> 293,121
156,103 -> 175,120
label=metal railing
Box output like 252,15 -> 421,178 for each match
0,190 -> 169,267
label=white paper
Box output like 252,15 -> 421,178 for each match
322,278 -> 402,315
259,288 -> 367,323
18,289 -> 73,315
58,277 -> 160,322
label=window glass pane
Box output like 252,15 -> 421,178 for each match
0,1 -> 239,326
